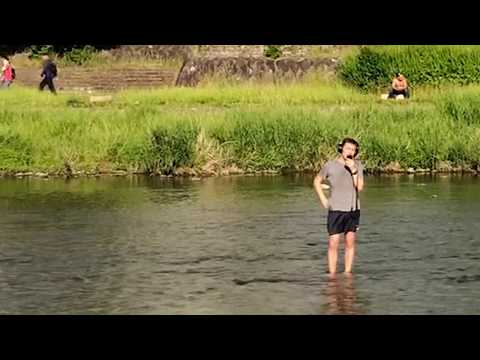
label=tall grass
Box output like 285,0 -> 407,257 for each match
339,46 -> 480,91
1,84 -> 480,175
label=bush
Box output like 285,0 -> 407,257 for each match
264,45 -> 283,59
62,46 -> 98,65
339,46 -> 480,91
28,45 -> 55,58
27,45 -> 102,65
150,122 -> 199,174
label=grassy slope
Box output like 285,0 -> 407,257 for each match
1,82 -> 480,176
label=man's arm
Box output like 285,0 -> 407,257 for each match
352,173 -> 364,192
314,174 -> 330,209
345,159 -> 364,191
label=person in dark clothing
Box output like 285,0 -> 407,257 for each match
39,55 -> 57,94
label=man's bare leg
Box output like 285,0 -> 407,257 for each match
328,234 -> 341,275
344,231 -> 356,273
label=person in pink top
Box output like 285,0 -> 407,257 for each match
1,58 -> 14,88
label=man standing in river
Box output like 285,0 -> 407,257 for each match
313,138 -> 364,276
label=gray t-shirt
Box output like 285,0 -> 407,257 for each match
318,159 -> 364,211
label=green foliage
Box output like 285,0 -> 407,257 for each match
264,45 -> 283,59
438,91 -> 480,126
215,111 -> 332,170
339,46 -> 480,91
0,132 -> 33,169
28,45 -> 55,58
339,47 -> 389,91
0,84 -> 479,174
150,122 -> 199,174
27,45 -> 102,65
62,46 -> 98,65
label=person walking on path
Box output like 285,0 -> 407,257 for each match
1,57 -> 14,88
39,55 -> 58,94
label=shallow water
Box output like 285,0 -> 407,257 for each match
0,174 -> 479,314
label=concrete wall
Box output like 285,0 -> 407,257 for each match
176,57 -> 339,86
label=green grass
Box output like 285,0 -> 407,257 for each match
11,52 -> 183,71
339,45 -> 480,91
1,83 -> 480,175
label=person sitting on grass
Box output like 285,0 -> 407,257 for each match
388,72 -> 410,99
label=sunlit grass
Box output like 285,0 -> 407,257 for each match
1,83 -> 480,174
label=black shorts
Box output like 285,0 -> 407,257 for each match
327,210 -> 360,235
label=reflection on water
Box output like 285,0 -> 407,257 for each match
322,274 -> 365,315
0,174 -> 479,314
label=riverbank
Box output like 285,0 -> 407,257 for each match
1,83 -> 480,177
2,169 -> 478,181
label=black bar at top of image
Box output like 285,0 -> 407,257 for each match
5,4 -> 480,44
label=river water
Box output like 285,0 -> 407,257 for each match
0,174 -> 479,314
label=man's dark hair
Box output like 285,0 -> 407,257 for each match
338,137 -> 360,156
341,137 -> 359,148
395,72 -> 401,77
